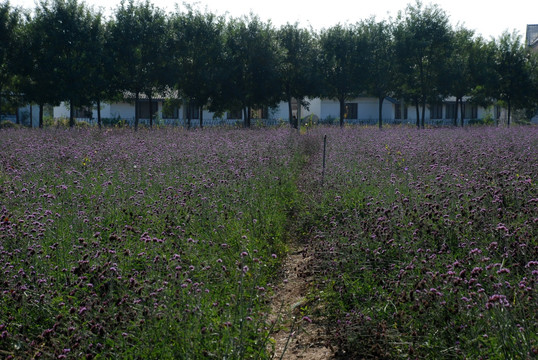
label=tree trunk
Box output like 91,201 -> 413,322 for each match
415,98 -> 420,129
149,93 -> 153,129
0,85 -> 3,120
30,103 -> 33,128
15,106 -> 20,125
420,99 -> 426,129
288,94 -> 294,128
339,97 -> 345,128
453,97 -> 458,126
297,100 -> 302,128
460,98 -> 465,127
199,106 -> 203,129
135,92 -> 139,131
97,99 -> 102,129
69,99 -> 75,128
186,100 -> 191,129
191,103 -> 195,128
39,103 -> 44,128
507,98 -> 511,128
378,96 -> 384,129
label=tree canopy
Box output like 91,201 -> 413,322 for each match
393,2 -> 453,129
319,24 -> 368,127
1,0 -> 537,128
277,23 -> 320,128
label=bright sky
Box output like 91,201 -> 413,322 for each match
10,0 -> 538,40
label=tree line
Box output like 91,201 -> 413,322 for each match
1,0 -> 537,129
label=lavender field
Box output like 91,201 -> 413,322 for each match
0,126 -> 537,359
299,126 -> 537,358
1,128 -> 302,359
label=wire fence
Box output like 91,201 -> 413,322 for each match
75,117 -> 289,128
5,115 -> 531,128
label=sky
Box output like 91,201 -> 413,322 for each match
9,0 -> 538,41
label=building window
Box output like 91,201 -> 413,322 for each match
430,104 -> 443,119
74,107 -> 92,118
162,100 -> 179,119
184,104 -> 199,119
137,101 -> 159,119
227,109 -> 243,119
345,103 -> 358,120
495,105 -> 502,119
251,107 -> 268,119
463,103 -> 477,119
395,102 -> 407,120
445,103 -> 456,119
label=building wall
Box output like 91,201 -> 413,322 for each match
54,103 -> 70,118
317,97 -> 394,121
18,104 -> 40,127
109,103 -> 135,119
98,103 -> 112,119
304,98 -> 322,119
270,101 -> 290,120
53,98 -> 506,125
320,99 -> 341,120
54,102 -> 113,119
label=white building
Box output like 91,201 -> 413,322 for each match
53,94 -> 505,127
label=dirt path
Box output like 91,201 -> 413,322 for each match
268,244 -> 335,359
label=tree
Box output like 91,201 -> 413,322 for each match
218,15 -> 281,128
443,27 -> 476,126
17,2 -> 64,127
277,23 -> 319,129
358,18 -> 395,129
31,0 -> 102,127
109,0 -> 168,130
492,31 -> 536,126
319,24 -> 365,127
393,1 -> 452,129
0,1 -> 20,119
86,11 -> 112,129
169,6 -> 224,129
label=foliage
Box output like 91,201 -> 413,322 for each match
2,0 -> 538,127
319,24 -> 367,127
34,0 -> 102,127
0,1 -> 20,117
108,0 -> 168,130
168,6 -> 225,129
491,31 -> 537,126
218,15 -> 282,128
444,27 -> 479,126
0,119 -> 22,128
358,17 -> 395,128
393,1 -> 453,128
277,23 -> 320,128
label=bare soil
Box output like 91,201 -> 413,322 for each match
268,245 -> 335,359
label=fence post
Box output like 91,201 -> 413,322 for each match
321,134 -> 327,186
